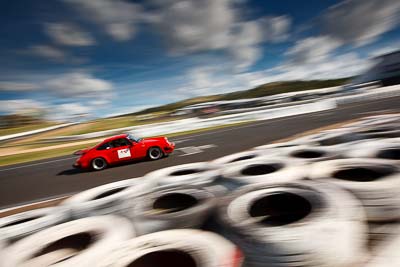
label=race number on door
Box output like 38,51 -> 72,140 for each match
118,148 -> 131,159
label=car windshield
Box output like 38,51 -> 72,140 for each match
127,134 -> 142,143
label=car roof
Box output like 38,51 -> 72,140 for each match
102,133 -> 128,143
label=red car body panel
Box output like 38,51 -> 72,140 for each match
73,134 -> 175,169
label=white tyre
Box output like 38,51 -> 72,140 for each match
144,162 -> 220,187
218,181 -> 367,267
62,178 -> 154,219
279,145 -> 341,164
310,159 -> 400,221
0,207 -> 70,245
2,215 -> 135,267
220,157 -> 307,186
97,229 -> 242,267
252,141 -> 302,151
347,115 -> 400,128
293,129 -> 364,147
212,150 -> 270,167
346,140 -> 400,162
130,186 -> 216,235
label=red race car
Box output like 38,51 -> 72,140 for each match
73,133 -> 175,171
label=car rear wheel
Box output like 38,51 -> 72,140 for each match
92,158 -> 107,171
148,147 -> 163,160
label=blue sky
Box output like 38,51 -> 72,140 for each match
0,0 -> 399,120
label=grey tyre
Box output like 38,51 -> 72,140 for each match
148,147 -> 163,160
2,216 -> 135,267
91,157 -> 107,171
0,207 -> 70,246
131,186 -> 217,235
97,229 -> 241,267
218,181 -> 367,267
61,177 -> 154,219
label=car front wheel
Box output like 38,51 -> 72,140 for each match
92,158 -> 107,171
148,147 -> 163,160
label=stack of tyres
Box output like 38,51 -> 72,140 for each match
218,181 -> 367,267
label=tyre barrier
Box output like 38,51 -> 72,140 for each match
1,215 -> 135,267
61,178 -> 154,219
217,181 -> 367,267
144,162 -> 220,187
129,186 -> 217,235
0,207 -> 70,245
219,157 -> 307,189
97,229 -> 243,267
310,159 -> 400,222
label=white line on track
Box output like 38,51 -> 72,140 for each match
0,156 -> 77,172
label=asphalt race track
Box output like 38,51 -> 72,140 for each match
1,96 -> 400,209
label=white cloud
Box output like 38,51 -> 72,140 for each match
245,53 -> 370,85
45,72 -> 113,99
173,66 -> 253,99
105,105 -> 156,117
45,23 -> 95,46
0,99 -> 47,114
322,0 -> 400,46
46,103 -> 93,121
57,103 -> 91,115
65,0 -> 141,41
148,0 -> 291,70
0,82 -> 38,92
29,45 -> 67,61
259,15 -> 292,43
368,41 -> 400,57
286,36 -> 342,64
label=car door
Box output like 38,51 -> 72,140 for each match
109,138 -> 133,163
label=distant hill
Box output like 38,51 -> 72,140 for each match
130,78 -> 350,116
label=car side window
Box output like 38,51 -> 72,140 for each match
111,138 -> 131,148
97,142 -> 112,150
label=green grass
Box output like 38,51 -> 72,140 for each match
0,122 -> 57,136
